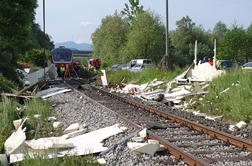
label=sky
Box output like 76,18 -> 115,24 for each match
35,0 -> 252,44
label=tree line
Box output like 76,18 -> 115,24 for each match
0,0 -> 53,81
92,0 -> 252,68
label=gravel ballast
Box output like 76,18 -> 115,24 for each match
48,90 -> 186,166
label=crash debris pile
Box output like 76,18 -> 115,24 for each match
4,118 -> 127,164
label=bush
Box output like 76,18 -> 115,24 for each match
19,49 -> 47,67
0,74 -> 16,93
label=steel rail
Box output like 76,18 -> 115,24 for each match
91,87 -> 252,152
87,86 -> 211,166
64,84 -> 209,166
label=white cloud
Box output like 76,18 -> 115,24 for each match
80,21 -> 93,28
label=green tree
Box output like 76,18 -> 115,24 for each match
120,12 -> 165,64
221,26 -> 248,63
171,16 -> 212,66
121,0 -> 143,20
213,21 -> 228,41
31,23 -> 54,50
246,23 -> 252,62
0,0 -> 37,81
92,14 -> 128,66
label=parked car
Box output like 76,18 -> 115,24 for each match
108,64 -> 121,71
219,60 -> 238,70
241,62 -> 252,70
129,64 -> 144,72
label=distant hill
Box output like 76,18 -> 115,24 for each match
55,41 -> 93,51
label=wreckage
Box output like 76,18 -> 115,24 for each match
176,40 -> 225,84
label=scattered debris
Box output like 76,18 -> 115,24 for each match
101,70 -> 108,87
139,128 -> 147,138
36,87 -> 72,99
236,121 -> 247,129
132,137 -> 145,143
65,128 -> 89,139
229,121 -> 248,131
64,123 -> 80,134
220,87 -> 230,95
53,122 -> 63,129
4,119 -> 27,155
97,158 -> 106,165
34,114 -> 41,119
48,116 -> 57,122
127,141 -> 161,156
192,111 -> 223,121
25,137 -> 74,150
13,119 -> 22,130
10,124 -> 127,163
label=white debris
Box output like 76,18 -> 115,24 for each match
164,87 -> 191,99
220,88 -> 230,95
34,114 -> 41,119
122,84 -> 141,94
193,111 -> 223,121
236,121 -> 247,129
53,122 -> 63,129
48,116 -> 57,122
4,119 -> 27,155
10,124 -> 126,163
176,63 -> 224,83
229,125 -> 239,132
13,119 -> 22,130
25,137 -> 74,150
132,137 -> 145,143
101,70 -> 108,87
36,87 -> 72,99
127,141 -> 161,156
64,123 -> 80,134
138,128 -> 147,138
229,121 -> 248,131
147,139 -> 159,144
97,158 -> 106,165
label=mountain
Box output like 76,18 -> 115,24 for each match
55,41 -> 93,51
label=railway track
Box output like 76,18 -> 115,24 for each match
63,82 -> 252,166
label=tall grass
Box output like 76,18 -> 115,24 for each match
0,98 -> 54,152
17,156 -> 98,166
0,98 -> 18,153
198,70 -> 252,122
107,67 -> 183,85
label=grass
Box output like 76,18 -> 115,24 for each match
0,98 -> 19,153
16,155 -> 98,166
0,98 -> 57,152
107,67 -> 183,85
197,70 -> 252,122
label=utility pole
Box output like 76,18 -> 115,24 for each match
165,0 -> 169,62
43,0 -> 46,81
160,0 -> 171,69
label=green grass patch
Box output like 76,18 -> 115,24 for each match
107,67 -> 183,85
197,70 -> 252,122
0,98 -> 56,152
16,155 -> 98,166
0,98 -> 19,153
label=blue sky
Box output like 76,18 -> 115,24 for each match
35,0 -> 252,44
